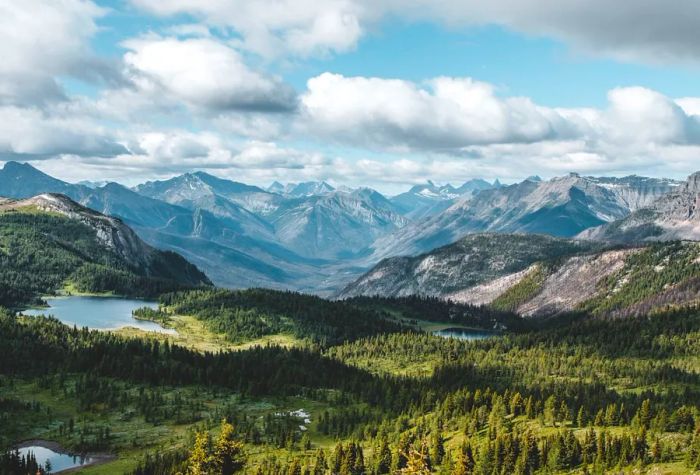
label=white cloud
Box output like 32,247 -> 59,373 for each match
130,0 -> 364,58
0,0 -> 113,106
131,0 -> 700,63
122,37 -> 297,112
0,105 -> 127,159
300,73 -> 581,150
300,73 -> 578,150
300,74 -> 700,155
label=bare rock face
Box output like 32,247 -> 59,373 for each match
580,171 -> 700,243
685,171 -> 700,193
438,248 -> 641,317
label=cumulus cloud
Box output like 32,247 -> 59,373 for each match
131,0 -> 700,63
300,73 -> 580,150
122,37 -> 297,112
0,0 -> 117,106
299,74 -> 700,156
0,106 -> 127,159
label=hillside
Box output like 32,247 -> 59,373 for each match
342,228 -> 700,318
337,233 -> 596,298
0,194 -> 210,307
451,241 -> 700,317
580,171 -> 700,243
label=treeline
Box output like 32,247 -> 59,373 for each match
0,449 -> 47,475
158,289 -> 410,345
344,295 -> 530,332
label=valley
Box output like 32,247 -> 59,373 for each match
2,166 -> 700,474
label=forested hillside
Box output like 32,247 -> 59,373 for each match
2,300 -> 700,473
0,197 -> 210,307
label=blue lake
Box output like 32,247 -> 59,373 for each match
433,327 -> 494,340
23,296 -> 173,333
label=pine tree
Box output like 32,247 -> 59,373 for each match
430,430 -> 445,466
452,441 -> 475,475
577,406 -> 587,427
375,437 -> 392,474
638,399 -> 652,429
212,420 -> 246,475
544,396 -> 558,427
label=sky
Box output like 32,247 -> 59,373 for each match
2,0 -> 700,193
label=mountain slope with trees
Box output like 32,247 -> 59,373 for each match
0,194 -> 210,307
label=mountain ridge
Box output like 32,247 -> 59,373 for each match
368,173 -> 680,261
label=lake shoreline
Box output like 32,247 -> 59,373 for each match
20,296 -> 175,334
15,439 -> 116,473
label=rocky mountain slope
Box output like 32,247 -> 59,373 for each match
390,179 -> 496,220
134,172 -> 409,260
343,230 -> 700,319
369,174 -> 680,260
337,233 -> 595,299
136,172 -> 284,217
134,172 -> 277,238
0,194 -> 211,305
269,188 -> 408,259
579,171 -> 700,243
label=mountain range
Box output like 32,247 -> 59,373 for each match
368,173 -> 681,261
1,161 -> 697,295
339,171 -> 700,317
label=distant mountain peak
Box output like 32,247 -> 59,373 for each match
3,161 -> 48,177
284,181 -> 335,197
268,181 -> 285,193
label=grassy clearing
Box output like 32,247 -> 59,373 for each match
0,376 -> 341,473
114,314 -> 305,353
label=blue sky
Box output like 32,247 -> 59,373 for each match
3,0 -> 700,191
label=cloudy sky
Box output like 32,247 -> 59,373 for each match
2,0 -> 700,192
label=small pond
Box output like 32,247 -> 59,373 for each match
433,327 -> 495,341
16,442 -> 96,473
